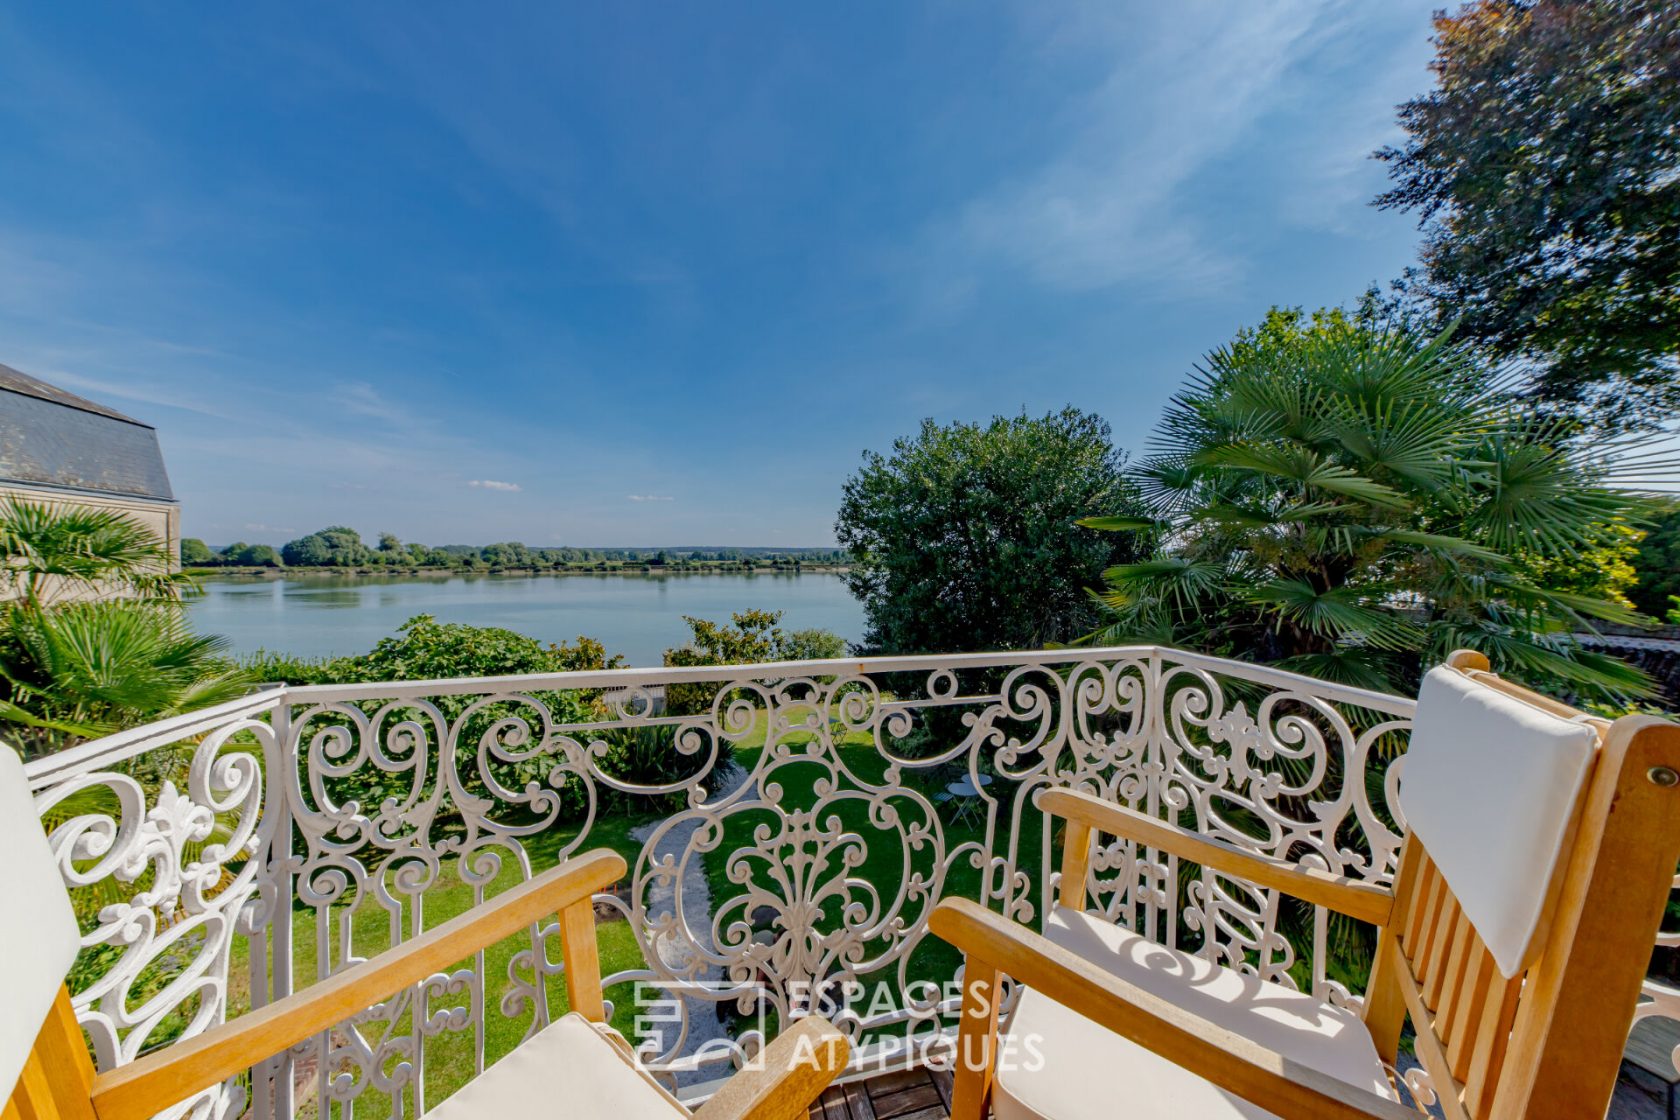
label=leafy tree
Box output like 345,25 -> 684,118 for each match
378,532 -> 402,553
281,526 -> 370,567
1511,520 -> 1641,609
0,498 -> 188,607
1084,309 -> 1648,699
1630,500 -> 1680,619
836,408 -> 1143,655
1375,0 -> 1680,431
180,538 -> 217,566
480,541 -> 534,568
222,542 -> 283,567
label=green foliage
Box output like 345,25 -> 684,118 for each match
1510,520 -> 1641,610
661,609 -> 820,716
254,526 -> 846,573
1375,0 -> 1680,432
256,614 -> 628,690
179,537 -> 216,565
836,408 -> 1144,655
783,628 -> 847,662
480,541 -> 534,568
267,616 -> 635,821
1085,308 -> 1650,700
281,525 -> 369,567
1630,500 -> 1680,619
340,614 -> 590,684
0,602 -> 254,756
660,612 -> 850,734
0,500 -> 252,755
0,498 -> 189,606
220,541 -> 283,567
241,649 -> 345,685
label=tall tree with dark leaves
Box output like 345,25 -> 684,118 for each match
1375,0 -> 1680,433
836,409 -> 1144,655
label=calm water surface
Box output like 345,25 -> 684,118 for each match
187,572 -> 865,666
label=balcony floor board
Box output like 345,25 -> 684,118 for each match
808,1068 -> 952,1120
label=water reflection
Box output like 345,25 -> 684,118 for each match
186,572 -> 864,666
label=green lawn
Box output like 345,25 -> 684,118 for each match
229,812 -> 657,1119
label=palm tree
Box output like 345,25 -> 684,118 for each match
1081,309 -> 1652,700
0,500 -> 253,756
0,602 -> 253,750
0,498 -> 190,607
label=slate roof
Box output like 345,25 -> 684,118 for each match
0,361 -> 176,502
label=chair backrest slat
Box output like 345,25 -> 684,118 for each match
1430,911 -> 1475,1028
1442,932 -> 1494,1082
1387,946 -> 1474,1120
1462,968 -> 1521,1117
1396,849 -> 1435,951
1408,858 -> 1449,963
1419,889 -> 1465,1008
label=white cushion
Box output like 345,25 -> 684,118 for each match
1400,666 -> 1598,978
993,907 -> 1395,1120
422,1013 -> 683,1120
0,746 -> 81,1103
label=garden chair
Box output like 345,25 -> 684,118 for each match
931,649 -> 1680,1120
0,748 -> 848,1120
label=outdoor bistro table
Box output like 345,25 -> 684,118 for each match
938,773 -> 994,826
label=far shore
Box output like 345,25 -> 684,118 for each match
189,563 -> 852,580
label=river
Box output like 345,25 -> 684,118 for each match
186,571 -> 866,666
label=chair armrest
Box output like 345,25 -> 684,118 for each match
930,899 -> 1415,1120
692,1016 -> 849,1120
90,848 -> 627,1120
1039,788 -> 1393,926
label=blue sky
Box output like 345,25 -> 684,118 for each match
0,2 -> 1443,547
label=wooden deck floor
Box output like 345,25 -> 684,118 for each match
807,1067 -> 952,1120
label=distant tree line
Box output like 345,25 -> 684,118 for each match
180,527 -> 847,573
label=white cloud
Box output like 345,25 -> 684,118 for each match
912,2 -> 1378,301
468,479 -> 521,492
627,494 -> 673,502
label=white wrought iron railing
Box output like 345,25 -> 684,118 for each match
18,646 -> 1665,1120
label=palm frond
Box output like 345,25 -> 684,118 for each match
1077,515 -> 1163,533
1194,444 -> 1410,509
1245,580 -> 1421,650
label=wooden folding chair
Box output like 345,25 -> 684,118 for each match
0,746 -> 848,1120
932,650 -> 1680,1119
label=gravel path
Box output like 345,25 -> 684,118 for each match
629,761 -> 751,1088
